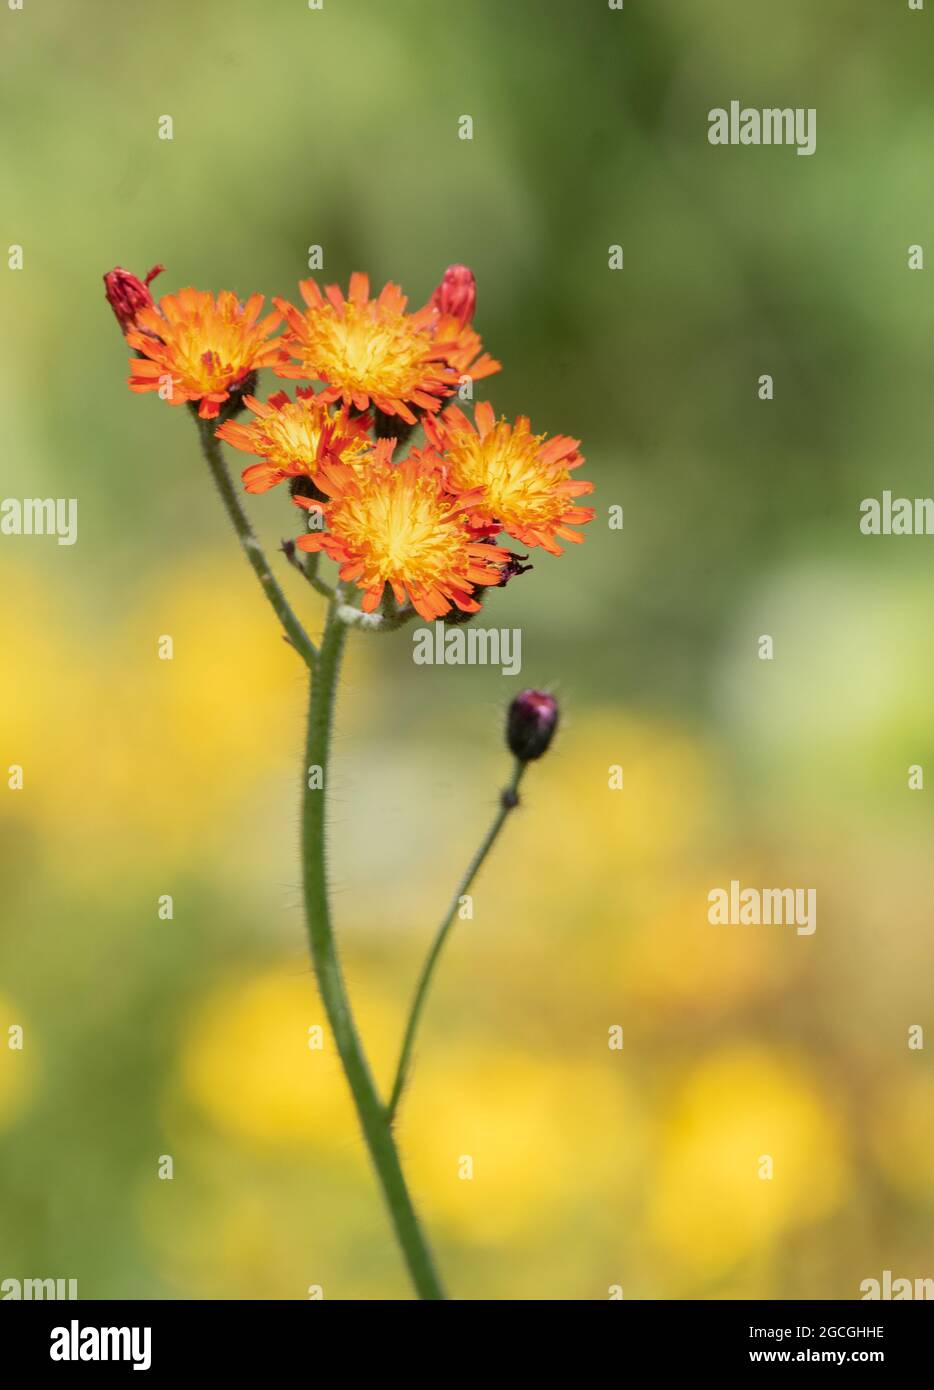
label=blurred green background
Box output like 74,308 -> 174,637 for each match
2,0 -> 933,1299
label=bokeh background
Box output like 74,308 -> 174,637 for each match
2,0 -> 933,1300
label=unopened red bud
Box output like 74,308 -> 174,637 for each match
506,689 -> 559,762
103,263 -> 164,335
430,263 -> 476,326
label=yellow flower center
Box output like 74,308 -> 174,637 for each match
331,469 -> 467,585
294,302 -> 436,399
444,420 -> 568,530
138,292 -> 278,397
168,322 -> 258,393
257,402 -> 369,474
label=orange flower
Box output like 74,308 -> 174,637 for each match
215,388 -> 372,493
294,447 -> 509,620
127,288 -> 284,420
426,402 -> 595,554
273,273 -> 499,425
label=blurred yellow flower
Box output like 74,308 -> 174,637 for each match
648,1046 -> 850,1283
405,1048 -> 646,1245
620,879 -> 801,1026
0,554 -> 368,879
494,711 -> 719,923
458,710 -> 723,1013
176,962 -> 395,1152
137,1132 -> 411,1300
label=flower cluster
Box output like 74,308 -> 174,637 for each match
107,263 -> 594,621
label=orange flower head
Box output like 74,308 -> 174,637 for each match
294,447 -> 509,621
215,387 -> 372,493
426,402 -> 595,554
127,287 -> 285,420
274,272 -> 499,426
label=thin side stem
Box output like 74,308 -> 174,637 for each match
387,757 -> 527,1125
196,418 -> 318,666
302,601 -> 446,1300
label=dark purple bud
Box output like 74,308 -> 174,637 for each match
506,689 -> 559,762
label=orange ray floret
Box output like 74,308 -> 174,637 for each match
429,314 -> 500,387
425,402 -> 595,555
126,288 -> 285,420
215,387 -> 372,493
273,272 -> 500,426
293,447 -> 509,621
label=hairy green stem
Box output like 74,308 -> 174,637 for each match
387,757 -> 527,1124
197,418 -> 318,666
303,602 -> 446,1299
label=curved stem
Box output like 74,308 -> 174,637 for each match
196,417 -> 318,666
387,757 -> 527,1125
302,601 -> 446,1300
